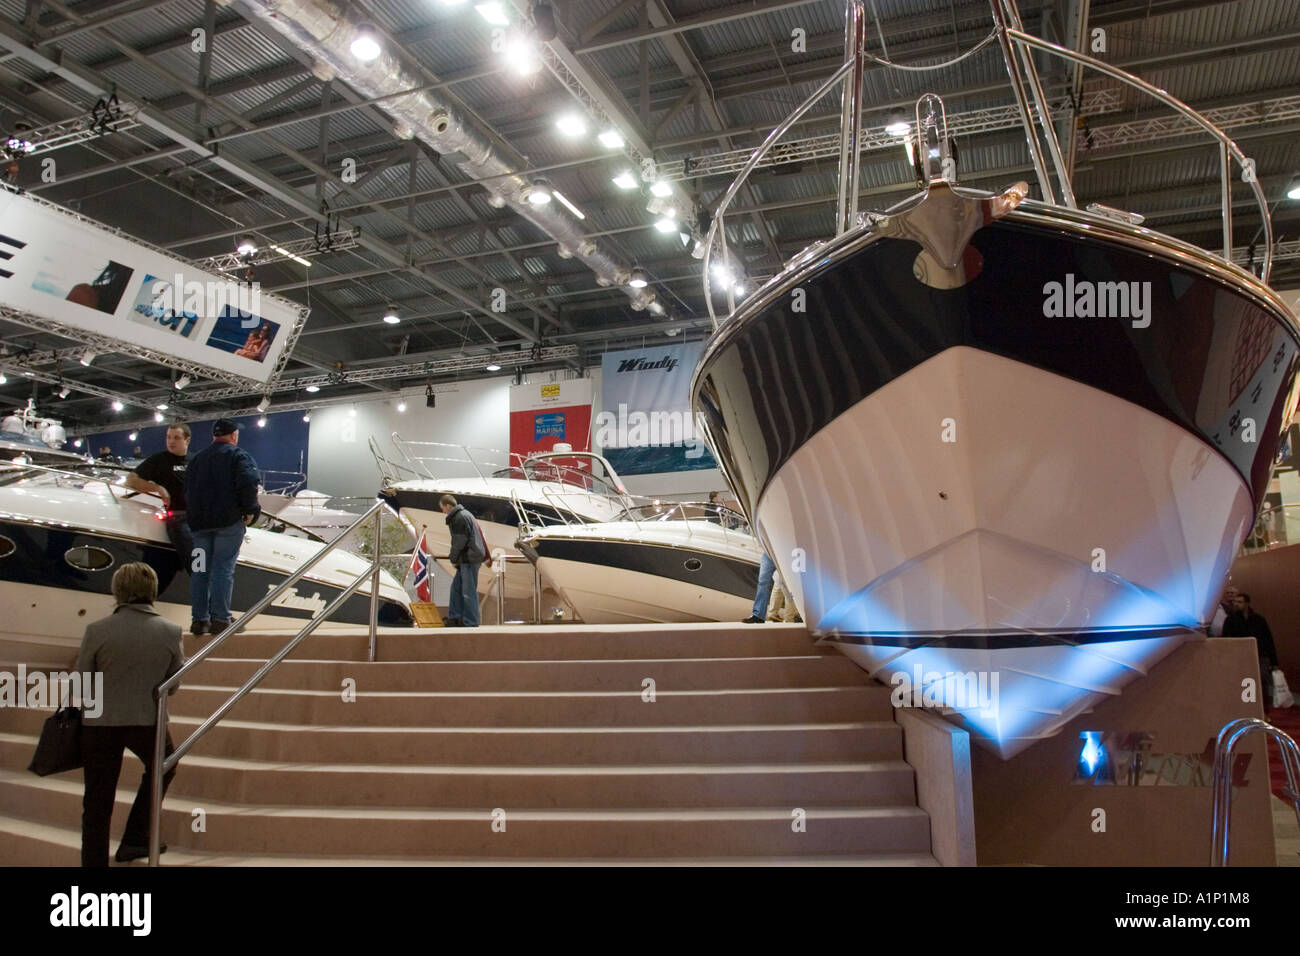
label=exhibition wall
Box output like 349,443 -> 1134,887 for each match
86,410 -> 309,475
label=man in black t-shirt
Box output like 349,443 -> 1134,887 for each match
127,424 -> 192,574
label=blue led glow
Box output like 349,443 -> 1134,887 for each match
1079,731 -> 1105,776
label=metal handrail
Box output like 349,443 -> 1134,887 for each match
1241,503 -> 1300,554
1210,717 -> 1300,865
0,459 -> 132,499
146,498 -> 401,865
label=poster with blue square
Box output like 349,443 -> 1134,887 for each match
534,412 -> 565,441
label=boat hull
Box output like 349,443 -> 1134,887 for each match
692,199 -> 1300,757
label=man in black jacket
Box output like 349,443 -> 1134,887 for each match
439,494 -> 486,627
1223,592 -> 1280,708
184,418 -> 261,636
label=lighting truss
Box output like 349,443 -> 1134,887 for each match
1084,94 -> 1300,151
4,102 -> 140,158
197,232 -> 362,273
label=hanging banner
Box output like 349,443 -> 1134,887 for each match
509,378 -> 592,459
0,190 -> 303,385
598,342 -> 717,475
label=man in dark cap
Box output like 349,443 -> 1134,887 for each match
184,418 -> 261,636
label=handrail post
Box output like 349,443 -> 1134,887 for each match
147,690 -> 167,866
368,508 -> 381,663
990,0 -> 1056,204
1220,141 -> 1233,262
1002,0 -> 1077,207
835,0 -> 866,234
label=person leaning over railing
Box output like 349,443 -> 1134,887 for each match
75,562 -> 183,867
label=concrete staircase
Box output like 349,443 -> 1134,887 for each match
0,623 -> 935,865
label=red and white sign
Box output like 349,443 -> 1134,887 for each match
508,379 -> 592,459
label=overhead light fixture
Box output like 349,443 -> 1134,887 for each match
348,407 -> 357,418
351,24 -> 382,61
305,384 -> 320,393
552,190 -> 585,220
654,216 -> 678,233
555,114 -> 587,137
58,386 -> 70,399
79,350 -> 97,367
73,438 -> 83,448
475,2 -> 509,26
396,401 -> 407,413
155,403 -> 168,411
257,396 -> 271,414
612,170 -> 637,190
235,234 -> 259,257
485,363 -> 502,372
598,129 -> 625,149
885,107 -> 910,138
111,400 -> 124,411
503,32 -> 542,75
524,179 -> 553,205
0,372 -> 6,385
272,245 -> 312,267
628,268 -> 649,289
302,412 -> 311,422
257,416 -> 267,428
154,412 -> 164,423
1287,175 -> 1300,200
128,431 -> 137,442
710,262 -> 734,285
383,305 -> 401,324
649,180 -> 672,198
173,374 -> 190,390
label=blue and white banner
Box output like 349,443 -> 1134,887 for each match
597,343 -> 716,475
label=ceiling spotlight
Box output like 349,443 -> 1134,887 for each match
302,412 -> 311,422
256,396 -> 271,414
598,129 -> 625,149
524,179 -> 553,205
383,305 -> 400,324
73,438 -> 83,448
486,363 -> 502,372
235,234 -> 259,257
1287,175 -> 1300,200
649,180 -> 672,198
711,262 -> 734,285
612,170 -> 637,190
305,384 -> 320,393
80,350 -> 97,367
351,24 -> 382,61
257,416 -> 267,427
154,412 -> 164,423
396,401 -> 407,413
885,107 -> 910,138
486,191 -> 508,208
504,32 -> 542,75
272,245 -> 313,267
128,431 -> 137,442
475,2 -> 509,26
0,373 -> 6,385
628,268 -> 649,289
348,407 -> 357,417
58,386 -> 71,399
173,374 -> 190,390
155,403 -> 168,411
665,327 -> 680,337
556,114 -> 587,137
654,216 -> 678,233
111,400 -> 124,411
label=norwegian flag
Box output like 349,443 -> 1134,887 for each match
408,530 -> 431,602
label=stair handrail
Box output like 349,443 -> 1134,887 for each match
1210,716 -> 1300,865
146,498 -> 402,866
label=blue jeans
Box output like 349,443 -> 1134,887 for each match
752,552 -> 776,620
190,521 -> 246,623
449,562 -> 480,627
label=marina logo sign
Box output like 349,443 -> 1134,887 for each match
0,665 -> 102,718
889,665 -> 999,718
1042,273 -> 1152,328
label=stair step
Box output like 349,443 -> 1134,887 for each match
0,734 -> 915,808
0,770 -> 931,857
163,684 -> 894,726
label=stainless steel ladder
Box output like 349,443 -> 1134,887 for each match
1210,717 -> 1300,865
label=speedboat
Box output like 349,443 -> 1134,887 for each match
517,502 -> 762,624
373,435 -> 633,597
0,459 -> 412,663
690,0 -> 1300,758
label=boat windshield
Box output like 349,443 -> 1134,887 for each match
491,453 -> 624,497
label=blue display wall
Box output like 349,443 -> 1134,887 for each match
84,410 -> 309,477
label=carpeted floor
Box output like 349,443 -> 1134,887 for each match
1266,705 -> 1300,800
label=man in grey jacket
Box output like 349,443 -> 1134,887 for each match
75,562 -> 184,866
439,494 -> 486,627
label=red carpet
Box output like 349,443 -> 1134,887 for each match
1266,706 -> 1300,800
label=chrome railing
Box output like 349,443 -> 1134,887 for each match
1210,717 -> 1300,865
1241,503 -> 1300,554
702,0 -> 1275,328
146,498 -> 404,866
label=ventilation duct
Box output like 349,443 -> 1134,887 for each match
241,0 -> 659,311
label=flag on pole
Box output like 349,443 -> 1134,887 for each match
408,530 -> 431,602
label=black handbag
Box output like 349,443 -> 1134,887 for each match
28,707 -> 83,776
